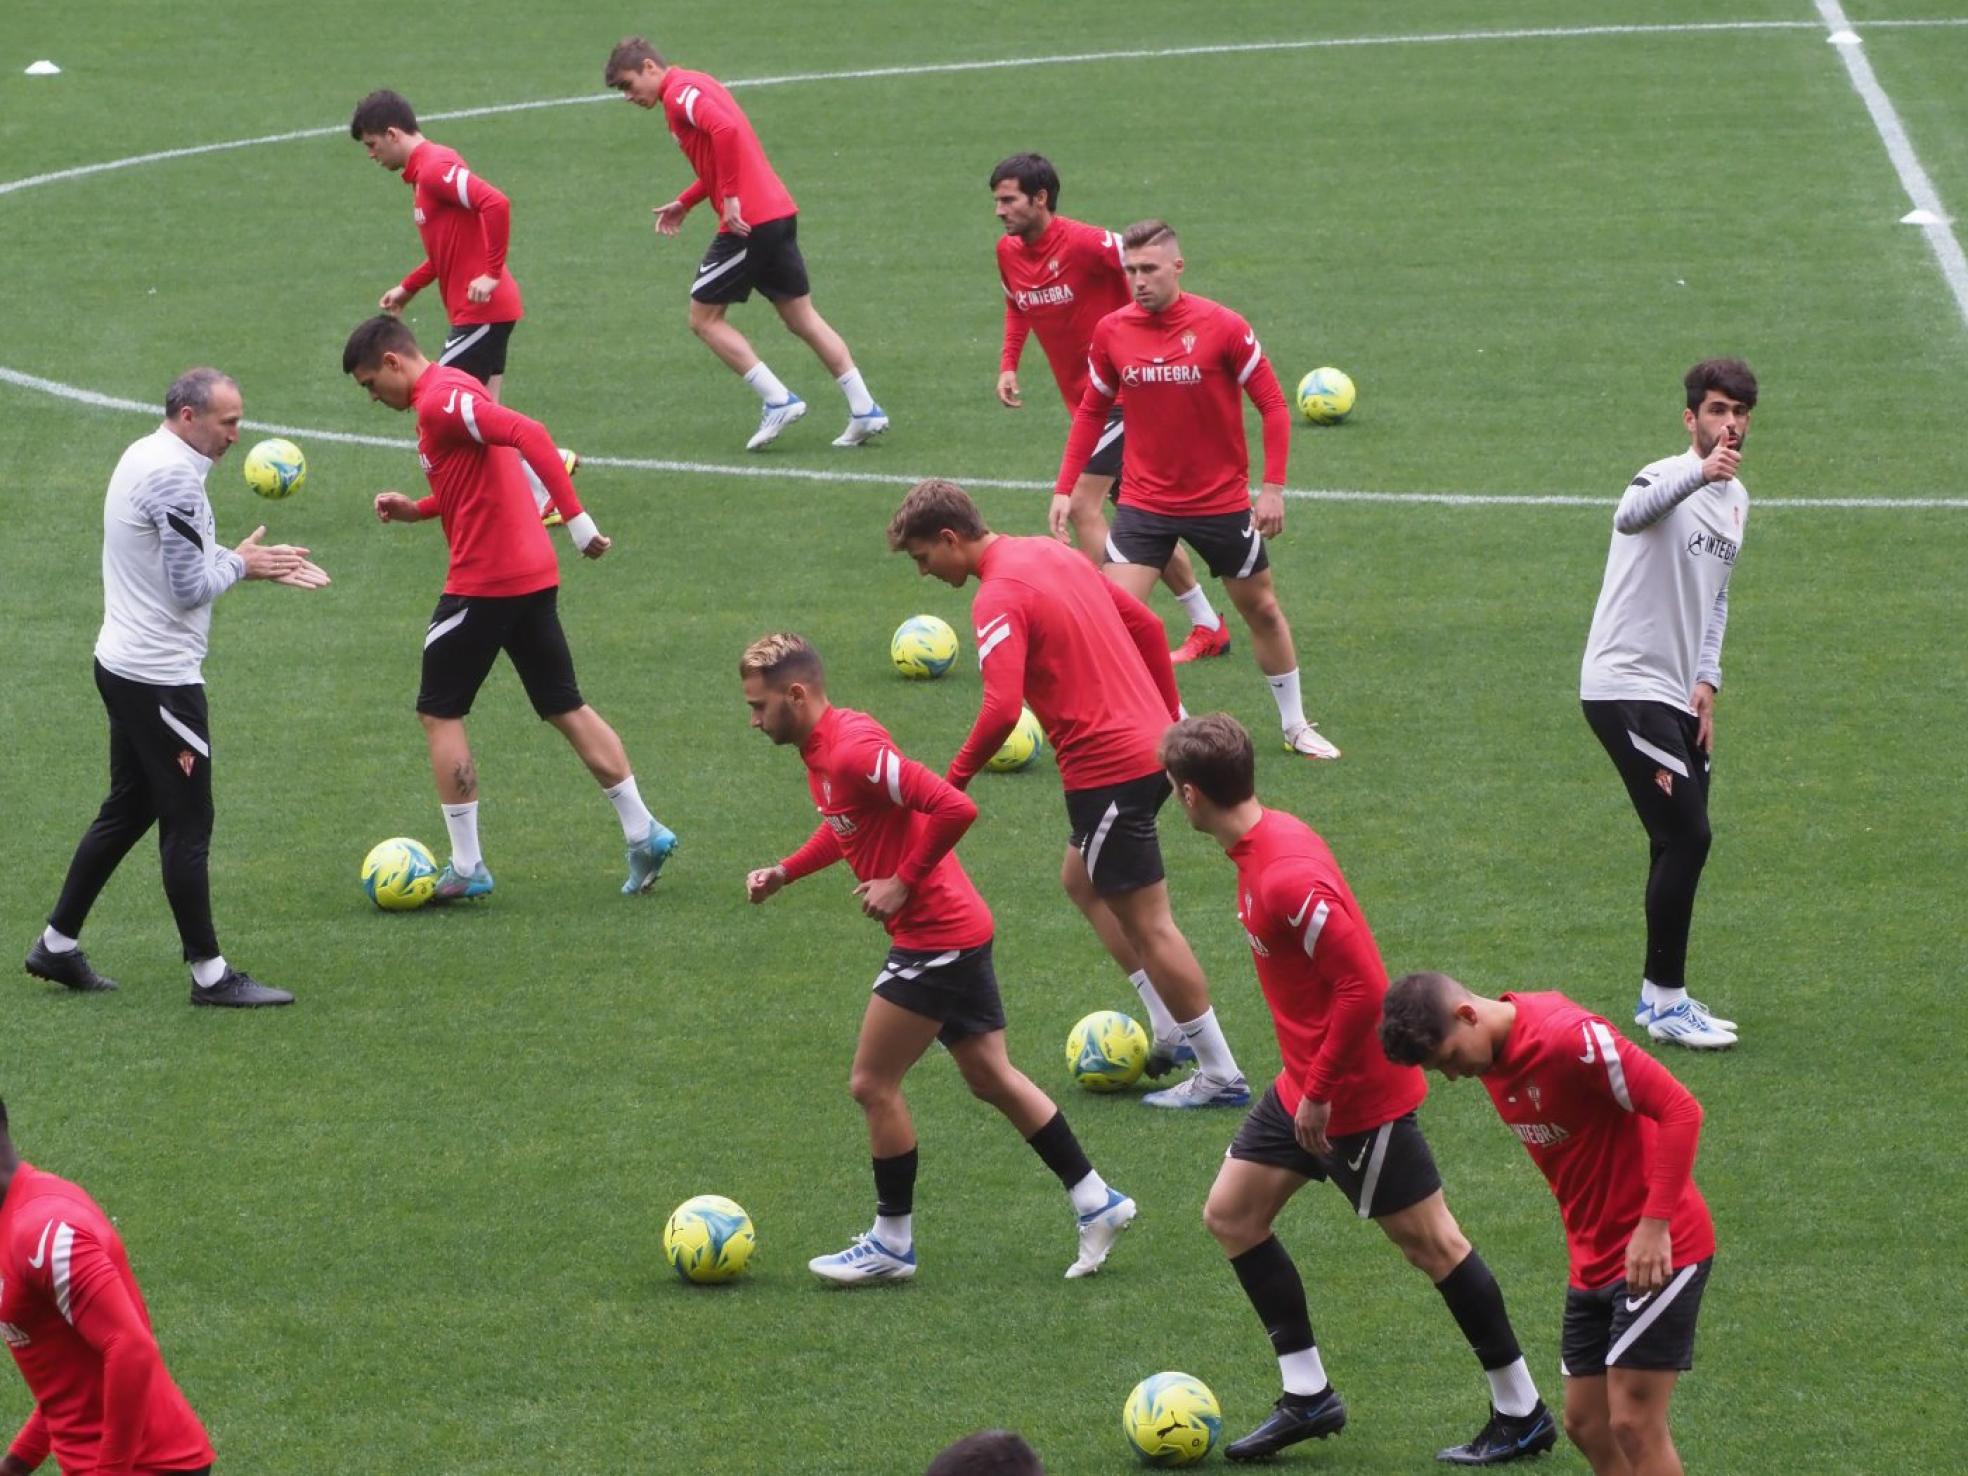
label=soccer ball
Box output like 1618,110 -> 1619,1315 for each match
1066,1010 -> 1149,1092
1123,1372 -> 1223,1467
986,705 -> 1045,773
359,836 -> 437,911
662,1194 -> 757,1285
891,615 -> 959,679
1296,367 -> 1356,425
243,437 -> 307,499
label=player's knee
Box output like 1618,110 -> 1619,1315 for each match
1609,1408 -> 1664,1459
1201,1192 -> 1261,1249
1059,851 -> 1094,903
1562,1405 -> 1604,1452
847,1069 -> 897,1111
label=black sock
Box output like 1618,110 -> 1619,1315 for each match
872,1147 -> 917,1219
1228,1235 -> 1317,1357
1024,1111 -> 1095,1190
1435,1250 -> 1524,1370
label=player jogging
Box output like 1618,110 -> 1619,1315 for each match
1163,715 -> 1553,1465
605,38 -> 887,452
888,478 -> 1250,1111
341,315 -> 676,899
741,633 -> 1135,1283
0,1096 -> 216,1476
1581,359 -> 1756,1050
350,89 -> 577,524
988,153 -> 1225,662
1056,219 -> 1340,759
1381,973 -> 1716,1476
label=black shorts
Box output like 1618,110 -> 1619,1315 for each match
1562,1257 -> 1713,1375
416,587 -> 583,720
690,215 -> 811,305
1065,771 -> 1171,897
92,661 -> 215,825
1227,1089 -> 1443,1221
872,941 -> 1006,1045
1087,407 -> 1125,485
438,320 -> 515,382
1108,502 -> 1269,580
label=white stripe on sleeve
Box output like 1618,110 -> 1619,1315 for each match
1087,362 -> 1114,397
682,86 -> 701,126
460,392 -> 483,444
51,1222 -> 76,1323
455,167 -> 472,208
882,750 -> 903,806
1588,1020 -> 1635,1111
1237,339 -> 1264,385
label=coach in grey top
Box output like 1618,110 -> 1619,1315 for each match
24,368 -> 328,1007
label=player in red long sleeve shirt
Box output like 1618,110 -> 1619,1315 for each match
1056,219 -> 1341,759
349,89 -> 577,524
739,633 -> 1134,1284
1162,715 -> 1554,1465
0,1098 -> 214,1476
1381,973 -> 1717,1476
987,153 -> 1224,658
887,478 -> 1253,1112
604,38 -> 887,453
342,315 -> 677,901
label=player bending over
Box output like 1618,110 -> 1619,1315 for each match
741,633 -> 1134,1283
342,315 -> 676,899
1164,714 -> 1554,1466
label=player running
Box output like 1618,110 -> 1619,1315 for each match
1162,714 -> 1553,1465
1381,973 -> 1717,1476
888,478 -> 1250,1110
350,89 -> 577,524
0,1096 -> 216,1476
341,315 -> 676,899
741,633 -> 1135,1283
604,38 -> 887,452
988,153 -> 1224,661
1056,219 -> 1340,758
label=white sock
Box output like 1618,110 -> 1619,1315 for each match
520,460 -> 551,516
1175,584 -> 1222,632
1279,1347 -> 1329,1398
1485,1356 -> 1539,1418
190,955 -> 228,989
1177,1008 -> 1241,1082
1643,979 -> 1687,1012
836,366 -> 876,416
1267,668 -> 1309,731
1128,968 -> 1181,1042
1067,1169 -> 1111,1218
442,801 -> 483,874
743,361 -> 793,405
41,926 -> 77,955
873,1214 -> 912,1254
603,775 -> 655,844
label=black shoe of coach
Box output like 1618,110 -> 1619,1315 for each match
189,968 -> 294,1008
24,940 -> 118,993
1225,1386 -> 1348,1462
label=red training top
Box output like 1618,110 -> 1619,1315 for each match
660,69 -> 798,230
997,216 -> 1130,412
397,141 -> 524,326
778,705 -> 994,951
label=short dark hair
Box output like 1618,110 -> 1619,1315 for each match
925,1429 -> 1044,1475
1378,971 -> 1465,1066
988,153 -> 1060,211
1160,713 -> 1255,807
605,36 -> 666,83
739,632 -> 825,690
888,478 -> 989,549
1684,358 -> 1757,413
164,367 -> 237,420
350,89 -> 418,140
342,315 -> 420,374
1121,218 -> 1178,252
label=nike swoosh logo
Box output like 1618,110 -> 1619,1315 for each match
1578,1025 -> 1597,1066
1346,1143 -> 1369,1172
976,614 -> 1009,642
442,166 -> 458,184
867,752 -> 887,784
1241,522 -> 1255,538
443,388 -> 459,414
27,1222 -> 52,1270
1244,331 -> 1256,345
1624,1294 -> 1651,1312
1286,888 -> 1318,927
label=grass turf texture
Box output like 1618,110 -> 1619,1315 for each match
3,2 -> 1964,1470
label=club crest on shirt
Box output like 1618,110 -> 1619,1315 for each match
1526,1080 -> 1543,1111
821,777 -> 832,805
177,750 -> 197,778
1653,768 -> 1674,797
1180,332 -> 1197,354
1048,258 -> 1061,275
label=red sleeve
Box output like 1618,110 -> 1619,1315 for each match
1244,355 -> 1290,487
8,1407 -> 49,1468
414,494 -> 439,518
779,822 -> 843,882
1054,330 -> 1119,494
690,90 -> 746,207
398,259 -> 437,298
1284,886 -> 1378,1101
1104,582 -> 1182,721
946,589 -> 1028,790
884,752 -> 978,887
462,171 -> 512,277
676,178 -> 709,212
1573,1018 -> 1705,1222
59,1227 -> 163,1476
1000,293 -> 1031,374
455,395 -> 584,522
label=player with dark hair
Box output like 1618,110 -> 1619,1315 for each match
741,633 -> 1134,1283
988,153 -> 1225,662
349,88 -> 576,523
1161,714 -> 1553,1464
604,38 -> 886,451
1057,219 -> 1340,758
0,1096 -> 216,1476
888,478 -> 1251,1110
1381,972 -> 1716,1476
924,1428 -> 1045,1475
341,315 -> 676,899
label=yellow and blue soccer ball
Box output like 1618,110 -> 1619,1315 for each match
360,837 -> 437,912
243,437 -> 307,499
1123,1372 -> 1223,1467
891,615 -> 959,679
663,1194 -> 757,1285
1066,1010 -> 1150,1092
1296,367 -> 1356,425
987,705 -> 1045,773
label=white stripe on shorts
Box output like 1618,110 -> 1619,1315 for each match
1605,1262 -> 1700,1367
439,323 -> 491,366
1626,729 -> 1689,779
692,250 -> 749,292
157,706 -> 210,758
425,608 -> 468,649
1236,521 -> 1264,578
1354,1120 -> 1394,1219
1081,801 -> 1122,882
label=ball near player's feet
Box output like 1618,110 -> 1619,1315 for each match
662,1194 -> 757,1285
1295,367 -> 1355,425
890,615 -> 959,678
1123,1371 -> 1223,1467
1066,1010 -> 1149,1091
243,436 -> 307,498
359,836 -> 438,911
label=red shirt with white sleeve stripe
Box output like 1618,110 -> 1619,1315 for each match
0,1163 -> 215,1476
411,364 -> 584,598
1057,291 -> 1290,517
1228,809 -> 1426,1135
397,141 -> 524,326
997,216 -> 1131,412
778,706 -> 994,951
659,69 -> 797,231
1484,991 -> 1715,1290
